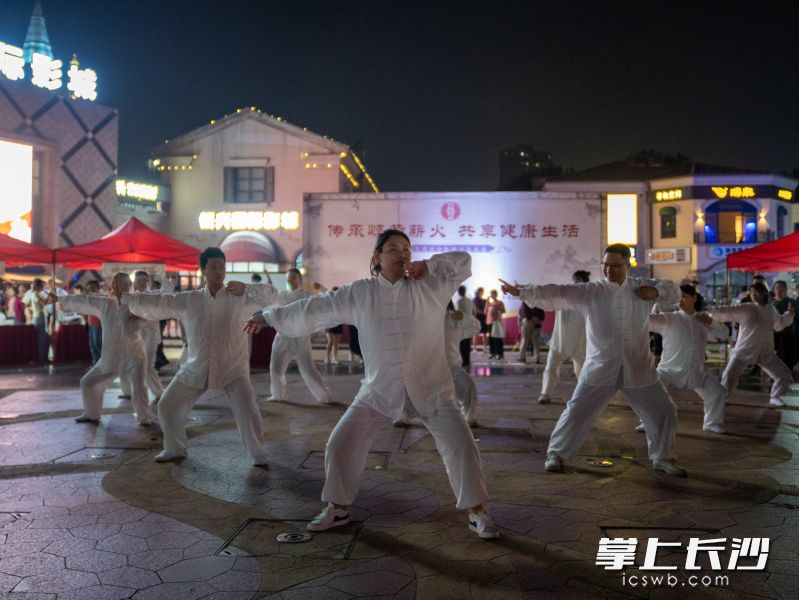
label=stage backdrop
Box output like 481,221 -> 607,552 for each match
303,192 -> 604,292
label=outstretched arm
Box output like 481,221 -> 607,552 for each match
60,294 -> 106,318
245,284 -> 356,336
123,292 -> 187,321
502,279 -> 592,312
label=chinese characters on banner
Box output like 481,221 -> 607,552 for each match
327,223 -> 581,239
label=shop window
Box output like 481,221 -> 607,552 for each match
224,166 -> 274,204
777,205 -> 788,238
659,206 -> 676,238
703,200 -> 757,244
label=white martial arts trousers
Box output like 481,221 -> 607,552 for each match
450,364 -> 477,424
548,370 -> 677,461
270,333 -> 332,403
660,371 -> 727,429
80,361 -> 151,424
721,352 -> 792,402
119,329 -> 163,400
322,400 -> 489,509
157,376 -> 268,459
540,349 -> 584,398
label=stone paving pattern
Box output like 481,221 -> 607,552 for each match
0,356 -> 797,599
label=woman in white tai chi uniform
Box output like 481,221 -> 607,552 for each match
648,284 -> 730,433
445,300 -> 481,426
245,230 -> 498,539
267,268 -> 332,404
123,247 -> 278,464
537,270 -> 589,404
709,281 -> 794,408
59,273 -> 152,426
502,243 -> 686,477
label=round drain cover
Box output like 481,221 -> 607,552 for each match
90,452 -> 117,459
587,459 -> 614,467
277,532 -> 312,543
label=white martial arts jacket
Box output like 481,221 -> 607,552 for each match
124,284 -> 278,389
649,310 -> 728,388
709,303 -> 793,363
548,310 -> 586,358
264,252 -> 471,419
519,276 -> 679,388
445,312 -> 481,367
60,295 -> 144,373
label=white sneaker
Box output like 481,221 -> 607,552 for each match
468,510 -> 500,539
307,504 -> 350,531
635,421 -> 646,433
252,454 -> 269,467
331,358 -> 339,365
154,450 -> 186,462
265,395 -> 284,403
652,460 -> 686,477
703,424 -> 727,434
769,398 -> 785,407
536,394 -> 551,404
544,453 -> 564,473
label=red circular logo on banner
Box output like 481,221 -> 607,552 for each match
441,202 -> 461,221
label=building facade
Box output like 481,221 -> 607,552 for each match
151,108 -> 378,274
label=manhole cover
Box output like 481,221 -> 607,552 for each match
277,532 -> 312,543
587,459 -> 614,467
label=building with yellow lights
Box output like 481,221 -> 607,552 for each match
545,156 -> 799,302
150,108 -> 378,275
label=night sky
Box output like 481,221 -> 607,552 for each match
2,1 -> 798,190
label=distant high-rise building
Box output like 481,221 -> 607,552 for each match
23,1 -> 53,63
499,144 -> 560,190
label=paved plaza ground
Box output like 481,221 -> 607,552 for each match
0,351 -> 798,599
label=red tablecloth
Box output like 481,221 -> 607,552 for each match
250,326 -> 276,369
54,323 -> 92,363
0,325 -> 39,365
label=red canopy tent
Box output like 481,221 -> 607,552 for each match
54,217 -> 199,271
0,233 -> 54,266
726,231 -> 799,273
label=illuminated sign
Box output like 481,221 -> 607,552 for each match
646,247 -> 691,264
607,193 -> 638,245
778,189 -> 793,201
711,186 -> 755,199
116,180 -> 158,202
198,211 -> 300,231
654,189 -> 682,201
708,245 -> 755,260
0,139 -> 33,242
0,40 -> 98,101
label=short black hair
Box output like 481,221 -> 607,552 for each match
603,244 -> 631,260
572,270 -> 590,282
287,268 -> 301,278
458,285 -> 466,296
199,247 -> 226,269
134,270 -> 149,279
750,281 -> 769,298
251,274 -> 262,282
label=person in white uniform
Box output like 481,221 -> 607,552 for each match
120,271 -> 165,403
648,284 -> 730,433
267,268 -> 333,404
537,270 -> 589,404
501,243 -> 686,477
446,300 -> 481,426
708,281 -> 794,407
123,247 -> 278,464
58,273 -> 152,425
244,230 -> 498,539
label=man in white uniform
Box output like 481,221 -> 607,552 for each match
267,268 -> 332,404
123,247 -> 278,464
245,230 -> 498,539
502,244 -> 686,477
648,284 -> 730,433
709,282 -> 794,407
121,271 -> 165,403
59,273 -> 152,425
537,270 -> 589,404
